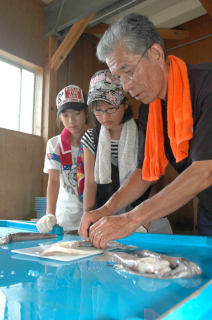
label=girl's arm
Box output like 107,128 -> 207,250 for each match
46,169 -> 60,214
37,169 -> 59,233
83,146 -> 97,213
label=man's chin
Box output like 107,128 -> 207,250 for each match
134,92 -> 149,103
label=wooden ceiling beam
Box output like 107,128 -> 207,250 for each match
51,13 -> 95,71
199,0 -> 212,18
84,23 -> 109,35
84,23 -> 189,40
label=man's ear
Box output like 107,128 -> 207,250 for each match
149,44 -> 165,65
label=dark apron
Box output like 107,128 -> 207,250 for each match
93,126 -> 151,210
197,201 -> 212,236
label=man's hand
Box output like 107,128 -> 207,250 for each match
78,206 -> 111,240
88,212 -> 140,249
79,169 -> 151,243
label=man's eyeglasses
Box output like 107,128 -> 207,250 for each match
111,46 -> 151,85
92,106 -> 120,116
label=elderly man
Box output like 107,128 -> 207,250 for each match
78,13 -> 212,247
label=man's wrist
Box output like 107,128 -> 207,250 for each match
106,191 -> 124,215
104,199 -> 116,216
129,202 -> 148,227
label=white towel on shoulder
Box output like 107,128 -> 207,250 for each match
94,118 -> 138,185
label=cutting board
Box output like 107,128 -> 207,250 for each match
11,245 -> 105,262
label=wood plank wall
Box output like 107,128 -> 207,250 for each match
164,14 -> 212,63
0,129 -> 42,220
0,0 -> 46,221
0,0 -> 46,68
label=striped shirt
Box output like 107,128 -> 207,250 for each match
81,128 -> 119,158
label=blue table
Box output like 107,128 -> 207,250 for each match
0,221 -> 212,320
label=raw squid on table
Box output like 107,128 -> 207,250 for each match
94,250 -> 202,279
40,240 -> 135,256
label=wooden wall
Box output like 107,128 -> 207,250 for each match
0,0 -> 46,67
0,128 -> 42,220
163,14 -> 212,63
68,36 -> 107,96
0,0 -> 46,221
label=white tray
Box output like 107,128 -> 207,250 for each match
11,245 -> 103,262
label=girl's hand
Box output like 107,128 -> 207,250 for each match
36,213 -> 57,233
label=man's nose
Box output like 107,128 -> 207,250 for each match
122,80 -> 134,92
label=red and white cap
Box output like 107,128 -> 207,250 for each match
56,85 -> 87,115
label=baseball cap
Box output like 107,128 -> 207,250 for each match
87,70 -> 126,106
56,85 -> 87,116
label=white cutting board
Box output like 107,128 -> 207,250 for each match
11,245 -> 104,262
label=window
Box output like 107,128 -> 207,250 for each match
0,57 -> 36,134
